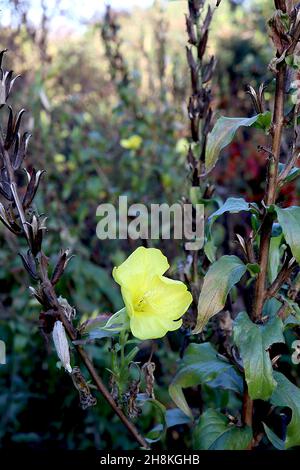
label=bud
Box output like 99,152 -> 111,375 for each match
52,320 -> 72,373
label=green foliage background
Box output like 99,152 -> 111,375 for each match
0,0 -> 299,450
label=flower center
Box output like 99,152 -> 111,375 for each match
136,297 -> 146,312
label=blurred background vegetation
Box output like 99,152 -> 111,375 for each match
0,0 -> 298,450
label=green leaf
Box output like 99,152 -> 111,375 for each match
251,111 -> 272,130
204,198 -> 257,265
207,197 -> 252,236
262,422 -> 285,450
234,312 -> 285,400
140,398 -> 166,444
204,239 -> 217,263
271,372 -> 300,449
205,112 -> 271,172
169,342 -> 243,419
193,256 -> 247,333
247,263 -> 261,276
165,408 -> 192,428
193,409 -> 252,450
79,308 -> 129,341
275,206 -> 300,263
268,233 -> 283,283
278,163 -> 300,185
284,295 -> 300,327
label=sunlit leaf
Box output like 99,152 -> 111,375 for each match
193,255 -> 247,333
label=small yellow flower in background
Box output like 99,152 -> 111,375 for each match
120,134 -> 143,151
113,247 -> 192,340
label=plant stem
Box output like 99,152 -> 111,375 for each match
242,387 -> 253,429
265,255 -> 296,300
247,13 -> 288,438
252,62 -> 286,321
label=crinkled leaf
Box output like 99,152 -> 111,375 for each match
234,312 -> 284,400
169,342 -> 243,418
193,256 -> 246,333
193,409 -> 252,450
205,112 -> 271,172
271,372 -> 300,449
276,206 -> 300,263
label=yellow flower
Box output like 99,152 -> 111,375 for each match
113,247 -> 192,340
120,135 -> 142,151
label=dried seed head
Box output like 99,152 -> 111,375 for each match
19,249 -> 38,280
0,50 -> 20,107
51,249 -> 73,285
142,361 -> 156,399
52,320 -> 72,373
22,168 -> 45,209
26,213 -> 47,255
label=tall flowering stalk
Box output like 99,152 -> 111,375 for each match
170,0 -> 300,450
182,0 -> 221,324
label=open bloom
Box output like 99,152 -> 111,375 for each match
113,247 -> 192,340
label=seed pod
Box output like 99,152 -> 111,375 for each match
0,50 -> 20,107
142,362 -> 156,399
52,320 -> 72,373
71,366 -> 97,410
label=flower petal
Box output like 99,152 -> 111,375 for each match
130,314 -> 182,340
142,275 -> 193,321
112,247 -> 193,340
113,247 -> 169,288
